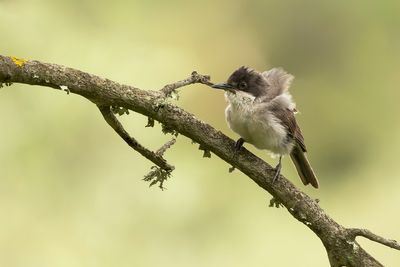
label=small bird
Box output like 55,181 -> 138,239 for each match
212,66 -> 319,188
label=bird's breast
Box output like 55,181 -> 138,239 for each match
225,94 -> 293,155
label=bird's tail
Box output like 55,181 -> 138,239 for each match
290,145 -> 319,188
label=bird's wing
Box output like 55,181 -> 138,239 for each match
269,105 -> 306,152
261,68 -> 294,100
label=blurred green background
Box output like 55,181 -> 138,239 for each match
1,0 -> 400,266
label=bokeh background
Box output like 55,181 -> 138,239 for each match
1,0 -> 400,266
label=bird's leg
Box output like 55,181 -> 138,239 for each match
234,138 -> 245,153
272,156 -> 282,183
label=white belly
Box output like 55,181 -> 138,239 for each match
225,94 -> 293,155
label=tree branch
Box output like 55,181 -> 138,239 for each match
160,70 -> 213,97
156,138 -> 176,157
97,104 -> 174,172
0,55 -> 398,266
348,228 -> 400,250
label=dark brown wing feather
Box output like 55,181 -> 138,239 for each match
269,106 -> 306,152
269,106 -> 319,188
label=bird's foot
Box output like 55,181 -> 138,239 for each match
234,138 -> 245,153
272,158 -> 282,183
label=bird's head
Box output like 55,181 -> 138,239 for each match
212,66 -> 268,97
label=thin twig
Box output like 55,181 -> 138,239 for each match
160,71 -> 212,97
97,105 -> 174,171
156,138 -> 176,156
348,228 -> 400,250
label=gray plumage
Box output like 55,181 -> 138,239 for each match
213,66 -> 319,188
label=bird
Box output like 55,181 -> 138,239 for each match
212,66 -> 319,188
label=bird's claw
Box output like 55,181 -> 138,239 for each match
272,167 -> 281,183
271,157 -> 282,184
234,138 -> 245,153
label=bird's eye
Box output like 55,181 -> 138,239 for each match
238,81 -> 247,90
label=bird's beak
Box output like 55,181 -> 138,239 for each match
211,83 -> 236,94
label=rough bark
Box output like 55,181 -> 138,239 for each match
0,55 -> 398,266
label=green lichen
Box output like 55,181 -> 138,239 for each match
161,124 -> 179,137
0,82 -> 12,88
269,197 -> 283,208
145,117 -> 155,128
198,144 -> 211,158
111,106 -> 129,116
143,166 -> 172,190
